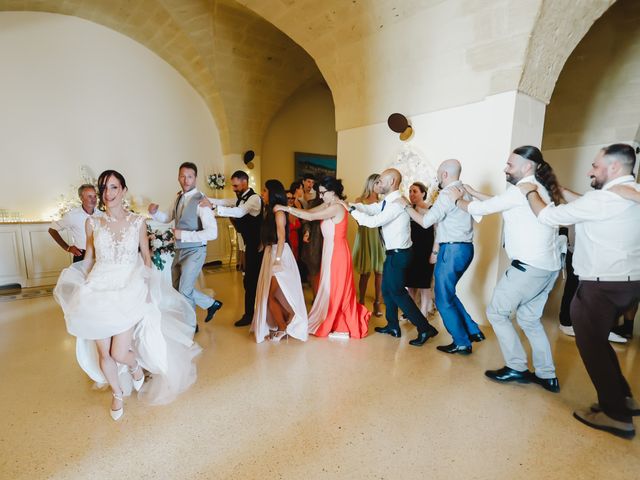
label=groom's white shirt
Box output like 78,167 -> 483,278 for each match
151,189 -> 217,244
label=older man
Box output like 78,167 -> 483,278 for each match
49,184 -> 103,263
347,168 -> 439,346
452,146 -> 563,393
519,143 -> 640,439
403,159 -> 483,355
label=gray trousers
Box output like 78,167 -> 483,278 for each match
486,264 -> 559,379
172,246 -> 213,321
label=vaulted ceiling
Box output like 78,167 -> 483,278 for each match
0,0 -> 322,155
1,0 -> 616,152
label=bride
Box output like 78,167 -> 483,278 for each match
54,170 -> 201,420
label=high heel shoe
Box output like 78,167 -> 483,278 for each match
110,392 -> 124,421
270,330 -> 288,343
130,362 -> 144,392
373,301 -> 383,317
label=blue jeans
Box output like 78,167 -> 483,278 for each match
434,243 -> 479,347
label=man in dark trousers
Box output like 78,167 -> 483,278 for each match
203,170 -> 263,327
347,168 -> 439,346
520,143 -> 640,439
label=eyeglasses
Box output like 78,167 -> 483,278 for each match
319,190 -> 328,197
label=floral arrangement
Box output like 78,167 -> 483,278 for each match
207,173 -> 226,190
147,225 -> 175,271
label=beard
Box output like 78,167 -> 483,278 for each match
505,173 -> 519,185
590,176 -> 603,190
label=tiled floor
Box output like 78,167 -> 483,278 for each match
0,270 -> 638,479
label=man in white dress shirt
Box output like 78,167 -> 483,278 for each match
402,159 -> 484,355
149,162 -> 222,329
200,170 -> 263,327
347,168 -> 439,346
519,143 -> 640,439
49,184 -> 103,263
452,146 -> 563,393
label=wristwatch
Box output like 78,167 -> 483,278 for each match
349,205 -> 356,213
403,204 -> 411,211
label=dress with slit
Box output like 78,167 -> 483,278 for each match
53,213 -> 201,405
308,210 -> 371,338
251,242 -> 309,343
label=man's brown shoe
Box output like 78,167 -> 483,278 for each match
573,409 -> 635,439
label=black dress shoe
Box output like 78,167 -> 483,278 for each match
374,325 -> 401,337
469,331 -> 485,343
205,300 -> 223,323
436,342 -> 472,355
485,366 -> 532,384
409,326 -> 438,346
234,316 -> 252,327
532,375 -> 560,393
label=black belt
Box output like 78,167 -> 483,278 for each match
439,241 -> 472,245
511,259 -> 528,272
385,248 -> 410,255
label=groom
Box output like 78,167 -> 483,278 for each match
149,162 -> 223,331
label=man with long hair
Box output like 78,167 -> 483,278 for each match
519,143 -> 640,439
451,146 -> 563,393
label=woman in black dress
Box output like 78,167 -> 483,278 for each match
405,182 -> 435,317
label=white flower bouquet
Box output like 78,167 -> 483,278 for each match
147,225 -> 175,271
207,173 -> 226,190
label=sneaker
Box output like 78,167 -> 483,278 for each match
608,331 -> 628,344
558,325 -> 575,337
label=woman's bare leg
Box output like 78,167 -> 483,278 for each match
358,273 -> 370,304
374,273 -> 383,304
268,276 -> 288,331
110,327 -> 143,383
95,338 -> 124,411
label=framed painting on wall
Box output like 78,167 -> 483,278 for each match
294,152 -> 337,180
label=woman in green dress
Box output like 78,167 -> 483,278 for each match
351,174 -> 385,316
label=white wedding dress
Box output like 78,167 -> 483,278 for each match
54,213 -> 201,405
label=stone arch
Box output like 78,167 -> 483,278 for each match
0,0 -> 322,155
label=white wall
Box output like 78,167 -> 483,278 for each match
261,83 -> 336,188
0,12 -> 223,220
338,91 -> 547,323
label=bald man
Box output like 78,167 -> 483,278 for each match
347,169 -> 439,346
403,159 -> 483,355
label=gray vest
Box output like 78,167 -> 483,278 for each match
175,191 -> 205,249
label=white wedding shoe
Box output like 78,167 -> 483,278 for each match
130,362 -> 145,392
110,392 -> 124,421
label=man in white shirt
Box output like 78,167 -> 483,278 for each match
347,168 -> 439,346
519,143 -> 640,439
402,159 -> 484,355
452,146 -> 563,393
49,184 -> 103,263
149,162 -> 222,330
200,170 -> 263,327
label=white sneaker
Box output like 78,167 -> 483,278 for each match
608,331 -> 628,344
559,325 -> 575,337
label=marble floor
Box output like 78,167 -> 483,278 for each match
1,270 -> 638,480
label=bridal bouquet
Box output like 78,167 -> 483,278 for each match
147,225 -> 175,271
207,173 -> 226,190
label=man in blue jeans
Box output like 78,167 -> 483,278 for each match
404,159 -> 483,354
